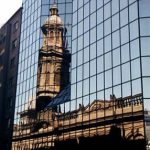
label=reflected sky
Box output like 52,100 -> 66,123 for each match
71,0 -> 150,114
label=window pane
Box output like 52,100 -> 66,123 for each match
97,39 -> 104,56
97,23 -> 103,40
113,85 -> 121,98
77,82 -> 82,98
77,66 -> 83,81
143,78 -> 150,98
112,0 -> 119,15
129,2 -> 138,22
73,12 -> 77,25
130,20 -> 139,40
90,76 -> 96,93
84,46 -> 89,63
84,3 -> 89,18
120,8 -> 128,27
83,79 -> 89,95
139,0 -> 150,17
142,57 -> 150,76
122,82 -> 131,97
72,54 -> 76,68
120,0 -> 128,10
97,73 -> 104,91
105,88 -> 112,99
84,17 -> 89,32
131,59 -> 141,79
71,69 -> 76,83
104,19 -> 111,36
73,0 -> 77,12
78,35 -> 83,50
104,3 -> 110,20
97,91 -> 104,100
97,0 -> 103,9
121,26 -> 129,44
141,37 -> 150,56
144,99 -> 150,111
72,26 -> 77,39
78,21 -> 83,36
84,62 -> 89,79
105,70 -> 112,88
78,50 -> 83,66
112,13 -> 119,32
90,59 -> 96,76
90,0 -> 96,13
112,30 -> 120,49
90,12 -> 96,28
84,32 -> 89,47
113,66 -> 121,85
121,43 -> 129,63
140,18 -> 150,36
113,48 -> 120,67
104,35 -> 111,52
97,56 -> 104,73
105,52 -> 112,70
78,7 -> 83,22
90,43 -> 96,59
71,84 -> 76,99
122,63 -> 130,82
131,39 -> 140,59
132,79 -> 142,95
90,28 -> 96,43
97,8 -> 103,24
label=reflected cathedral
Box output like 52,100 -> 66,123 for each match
36,4 -> 70,111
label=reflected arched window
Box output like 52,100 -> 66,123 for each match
50,31 -> 54,42
37,64 -> 42,86
45,71 -> 50,84
56,31 -> 60,37
56,31 -> 60,44
54,68 -> 61,86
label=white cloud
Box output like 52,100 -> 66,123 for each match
0,0 -> 22,27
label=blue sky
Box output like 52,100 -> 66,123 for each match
0,0 -> 22,27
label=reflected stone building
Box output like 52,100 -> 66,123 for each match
36,4 -> 70,111
12,93 -> 144,150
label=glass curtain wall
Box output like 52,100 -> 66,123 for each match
12,0 -> 150,149
12,0 -> 42,149
70,0 -> 145,149
12,0 -> 72,149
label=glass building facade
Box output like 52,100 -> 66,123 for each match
70,0 -> 150,149
12,0 -> 150,149
14,0 -> 72,122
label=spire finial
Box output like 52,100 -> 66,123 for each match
50,0 -> 58,16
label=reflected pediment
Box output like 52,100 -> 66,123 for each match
84,100 -> 112,112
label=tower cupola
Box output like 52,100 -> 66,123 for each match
44,4 -> 63,26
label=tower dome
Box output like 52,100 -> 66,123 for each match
44,4 -> 63,26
